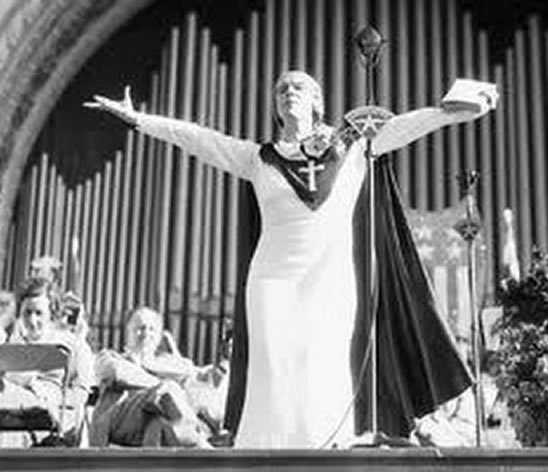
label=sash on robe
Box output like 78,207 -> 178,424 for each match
258,143 -> 344,210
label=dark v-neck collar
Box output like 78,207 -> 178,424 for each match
259,143 -> 345,210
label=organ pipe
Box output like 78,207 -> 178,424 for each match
6,0 -> 548,362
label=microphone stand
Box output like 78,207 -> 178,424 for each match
345,25 -> 391,442
362,27 -> 381,436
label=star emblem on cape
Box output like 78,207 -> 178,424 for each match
259,143 -> 344,210
343,105 -> 394,140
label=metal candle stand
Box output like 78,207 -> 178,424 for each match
454,170 -> 484,447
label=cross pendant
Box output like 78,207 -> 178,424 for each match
298,159 -> 325,192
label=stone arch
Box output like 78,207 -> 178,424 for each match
0,0 -> 155,276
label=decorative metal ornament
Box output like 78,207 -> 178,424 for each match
454,217 -> 482,242
344,106 -> 394,140
300,131 -> 332,158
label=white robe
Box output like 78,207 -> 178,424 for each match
136,102 -> 490,448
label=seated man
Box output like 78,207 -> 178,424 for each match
89,307 -> 211,447
0,277 -> 94,445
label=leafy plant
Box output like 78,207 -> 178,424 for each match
494,248 -> 548,446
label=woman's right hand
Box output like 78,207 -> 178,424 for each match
83,85 -> 138,126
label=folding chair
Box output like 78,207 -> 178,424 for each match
0,344 -> 71,446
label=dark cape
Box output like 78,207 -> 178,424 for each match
224,154 -> 473,439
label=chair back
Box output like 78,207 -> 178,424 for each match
0,344 -> 72,443
0,344 -> 70,372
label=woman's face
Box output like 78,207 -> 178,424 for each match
21,295 -> 52,342
275,72 -> 320,125
131,310 -> 162,355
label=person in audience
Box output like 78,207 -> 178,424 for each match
29,256 -> 62,289
0,290 -> 16,343
56,290 -> 90,343
90,306 -> 212,447
0,277 -> 95,445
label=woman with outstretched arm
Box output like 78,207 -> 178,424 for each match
86,71 -> 497,448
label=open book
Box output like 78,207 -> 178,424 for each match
441,78 -> 498,113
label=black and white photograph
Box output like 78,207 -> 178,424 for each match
0,0 -> 547,470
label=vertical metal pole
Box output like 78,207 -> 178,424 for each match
528,16 -> 548,249
106,152 -> 122,347
44,163 -> 57,255
70,183 -> 83,293
148,46 -> 169,307
187,28 -> 211,361
79,179 -> 92,297
395,0 -> 410,203
4,221 -> 15,288
463,13 -> 477,176
294,0 -> 307,70
310,0 -> 325,85
86,172 -> 101,332
504,50 -> 519,264
138,73 -> 159,306
277,0 -> 290,72
260,0 -> 274,141
376,0 -> 390,108
169,13 -> 197,348
327,0 -> 345,121
52,175 -> 66,262
514,30 -> 532,267
413,0 -> 427,210
430,0 -> 444,209
350,0 -> 367,109
365,58 -> 377,436
446,0 -> 460,206
478,31 -> 495,300
494,66 -> 508,267
95,162 -> 111,347
127,104 -> 147,311
197,45 -> 218,365
466,194 -> 482,447
61,188 -> 73,292
113,132 -> 133,349
14,176 -> 31,284
156,26 -> 180,319
213,64 -> 228,365
34,153 -> 49,259
224,29 -> 244,341
23,165 -> 39,279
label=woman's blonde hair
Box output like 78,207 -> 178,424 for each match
273,70 -> 325,127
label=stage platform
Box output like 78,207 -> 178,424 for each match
1,448 -> 548,471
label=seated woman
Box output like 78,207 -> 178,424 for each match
0,277 -> 94,445
89,306 -> 211,447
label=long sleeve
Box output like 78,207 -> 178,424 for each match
372,107 -> 484,156
136,113 -> 261,181
70,339 -> 95,393
95,349 -> 160,389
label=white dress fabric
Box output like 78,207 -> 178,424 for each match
137,115 -> 367,448
136,103 -> 488,448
